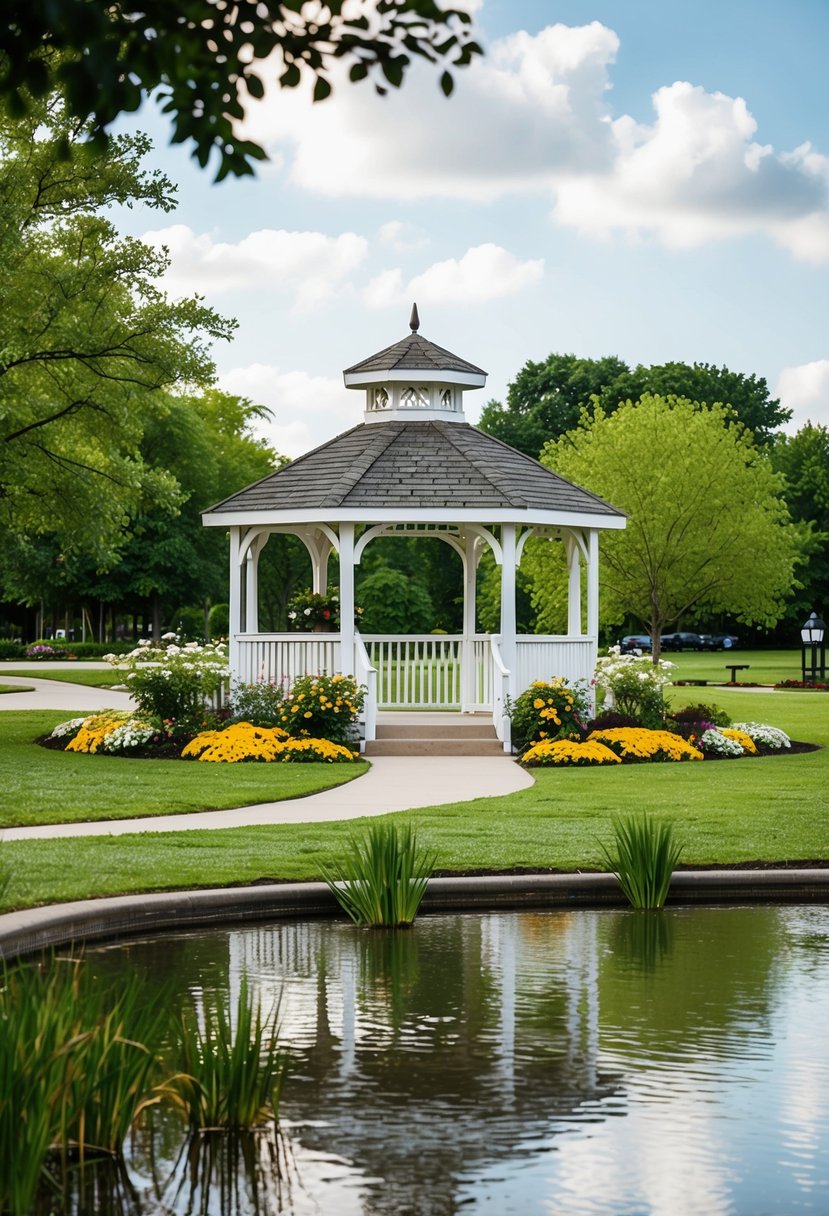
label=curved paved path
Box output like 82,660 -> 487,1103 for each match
0,668 -> 533,841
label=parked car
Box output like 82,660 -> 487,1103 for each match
660,632 -> 705,651
699,632 -> 739,650
619,634 -> 652,654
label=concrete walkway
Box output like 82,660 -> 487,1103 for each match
0,671 -> 533,841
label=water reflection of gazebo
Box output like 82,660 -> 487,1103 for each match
203,307 -> 625,748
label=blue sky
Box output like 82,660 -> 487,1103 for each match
116,0 -> 829,457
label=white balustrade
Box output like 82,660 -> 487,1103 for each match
362,635 -> 462,708
515,637 -> 597,693
236,633 -> 341,688
232,633 -> 598,724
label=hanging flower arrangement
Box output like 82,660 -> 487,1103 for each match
286,589 -> 364,630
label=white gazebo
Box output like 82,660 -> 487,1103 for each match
202,308 -> 625,750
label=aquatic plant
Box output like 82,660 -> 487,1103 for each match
0,958 -> 168,1213
600,814 -> 684,909
323,821 -> 436,927
167,977 -> 286,1130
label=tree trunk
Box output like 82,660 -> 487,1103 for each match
151,593 -> 161,642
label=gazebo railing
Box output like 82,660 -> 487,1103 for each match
361,634 -> 463,708
235,633 -> 341,687
233,632 -> 597,728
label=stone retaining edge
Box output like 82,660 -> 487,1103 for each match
1,870 -> 828,960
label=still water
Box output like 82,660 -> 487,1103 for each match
66,904 -> 829,1215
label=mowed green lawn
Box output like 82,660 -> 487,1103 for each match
0,711 -> 367,828
0,667 -> 126,688
665,647 -> 808,685
0,684 -> 826,913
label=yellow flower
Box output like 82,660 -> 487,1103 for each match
533,698 -> 545,709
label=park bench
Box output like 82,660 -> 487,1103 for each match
725,664 -> 750,684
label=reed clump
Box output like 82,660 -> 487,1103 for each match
166,977 -> 286,1130
323,821 -> 436,927
600,814 -> 684,909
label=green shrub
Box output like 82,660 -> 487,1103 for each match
0,640 -> 24,660
171,606 -> 207,642
228,680 -> 285,727
670,701 -> 731,728
599,814 -> 684,909
208,602 -> 230,638
277,673 -> 365,745
357,567 -> 433,634
594,649 -> 673,729
322,821 -> 435,927
106,637 -> 228,725
509,677 -> 590,751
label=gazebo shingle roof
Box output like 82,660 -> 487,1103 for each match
207,421 -> 623,517
343,333 -> 486,377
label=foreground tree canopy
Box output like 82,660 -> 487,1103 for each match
479,354 -> 791,457
527,395 -> 799,658
0,93 -> 233,566
1,1 -> 481,179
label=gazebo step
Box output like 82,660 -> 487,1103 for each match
375,721 -> 496,740
364,737 -> 504,757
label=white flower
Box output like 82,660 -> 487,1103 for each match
733,722 -> 791,750
303,608 -> 312,616
161,631 -> 177,641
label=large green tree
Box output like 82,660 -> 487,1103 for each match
1,2 -> 481,179
0,93 -> 232,566
772,424 -> 829,625
480,355 -> 789,457
2,390 -> 282,639
527,395 -> 800,661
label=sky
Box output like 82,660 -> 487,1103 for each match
114,0 -> 829,459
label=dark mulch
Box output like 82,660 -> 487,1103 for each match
36,733 -> 193,760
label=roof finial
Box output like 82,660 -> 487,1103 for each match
409,302 -> 420,333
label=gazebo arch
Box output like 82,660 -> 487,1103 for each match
202,307 -> 626,750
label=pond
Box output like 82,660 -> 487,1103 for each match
52,904 -> 829,1215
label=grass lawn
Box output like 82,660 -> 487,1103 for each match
0,667 -> 126,688
666,648 -> 808,685
0,685 -> 32,695
1,688 -> 826,913
0,711 -> 368,828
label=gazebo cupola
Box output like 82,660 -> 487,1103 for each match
344,303 -> 486,424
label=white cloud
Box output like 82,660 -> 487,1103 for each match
364,244 -> 543,307
237,21 -> 829,261
218,363 -> 358,458
241,21 -> 619,200
553,81 -> 829,256
141,224 -> 368,309
776,360 -> 829,433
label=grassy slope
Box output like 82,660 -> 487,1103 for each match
1,688 -> 826,912
0,712 -> 367,827
0,668 -> 125,688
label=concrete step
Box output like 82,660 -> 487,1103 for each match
375,722 -> 497,740
364,737 -> 505,757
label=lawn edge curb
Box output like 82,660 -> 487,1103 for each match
2,870 -> 828,960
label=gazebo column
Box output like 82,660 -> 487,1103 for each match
338,522 -> 356,675
310,530 -> 333,595
566,534 -> 582,635
461,533 -> 479,712
587,529 -> 599,640
245,553 -> 258,633
499,524 -> 517,742
229,526 -> 242,676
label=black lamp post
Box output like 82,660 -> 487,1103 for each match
800,611 -> 826,684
